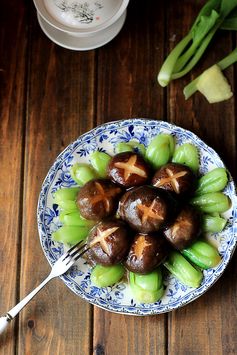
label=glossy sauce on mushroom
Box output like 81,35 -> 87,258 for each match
118,186 -> 169,233
88,220 -> 130,265
152,162 -> 195,196
163,205 -> 201,250
124,233 -> 169,274
77,179 -> 122,220
108,152 -> 150,187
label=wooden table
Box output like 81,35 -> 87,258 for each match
1,0 -> 237,354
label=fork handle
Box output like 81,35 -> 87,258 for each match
0,315 -> 11,334
0,274 -> 53,335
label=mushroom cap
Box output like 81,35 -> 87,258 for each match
76,179 -> 122,220
152,163 -> 195,196
107,152 -> 150,187
124,233 -> 169,274
118,185 -> 170,233
163,205 -> 201,250
88,220 -> 130,266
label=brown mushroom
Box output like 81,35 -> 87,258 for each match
76,179 -> 122,220
87,220 -> 130,266
118,186 -> 169,233
163,205 -> 201,250
107,152 -> 150,187
152,162 -> 195,196
124,233 -> 169,274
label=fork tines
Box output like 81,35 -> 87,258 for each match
64,240 -> 90,265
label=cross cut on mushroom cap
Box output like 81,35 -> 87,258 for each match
171,219 -> 192,236
154,168 -> 188,193
90,226 -> 119,255
134,235 -> 153,258
114,155 -> 148,181
137,199 -> 164,224
89,182 -> 121,212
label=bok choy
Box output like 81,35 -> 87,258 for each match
157,0 -> 237,87
183,47 -> 237,101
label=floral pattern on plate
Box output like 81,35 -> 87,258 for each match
37,119 -> 237,315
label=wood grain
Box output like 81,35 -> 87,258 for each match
93,2 -> 167,355
1,0 -> 237,353
93,312 -> 167,355
17,5 -> 95,354
167,1 -> 237,354
0,0 -> 27,353
96,0 -> 166,124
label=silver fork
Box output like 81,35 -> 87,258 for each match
0,241 -> 89,334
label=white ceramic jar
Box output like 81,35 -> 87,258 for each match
33,0 -> 130,50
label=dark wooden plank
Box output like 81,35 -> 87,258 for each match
93,312 -> 166,355
17,7 -> 95,354
168,0 -> 236,175
93,1 -> 167,354
166,1 -> 237,354
96,0 -> 165,124
0,0 -> 27,353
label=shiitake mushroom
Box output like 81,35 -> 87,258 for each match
118,186 -> 171,233
78,155 -> 202,273
152,162 -> 195,196
87,220 -> 130,266
76,179 -> 122,220
124,233 -> 169,274
163,205 -> 201,250
107,152 -> 150,187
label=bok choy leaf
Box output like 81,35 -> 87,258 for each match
158,0 -> 237,87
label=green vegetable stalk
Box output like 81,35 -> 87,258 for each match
115,142 -> 134,154
184,47 -> 237,99
172,143 -> 199,173
53,187 -> 80,212
52,225 -> 90,245
128,141 -> 146,157
191,192 -> 231,213
91,264 -> 125,287
54,187 -> 79,204
195,168 -> 228,195
70,163 -> 97,186
56,200 -> 78,212
90,151 -> 111,178
158,0 -> 237,87
182,240 -> 221,269
145,134 -> 175,169
115,141 -> 146,157
59,211 -> 95,227
164,251 -> 203,288
129,268 -> 164,304
202,214 -> 227,232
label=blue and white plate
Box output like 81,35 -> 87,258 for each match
37,119 -> 237,315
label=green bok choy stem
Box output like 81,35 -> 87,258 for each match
91,264 -> 125,287
184,47 -> 237,99
182,240 -> 221,269
202,214 -> 227,233
129,268 -> 164,304
158,0 -> 237,87
164,251 -> 203,288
